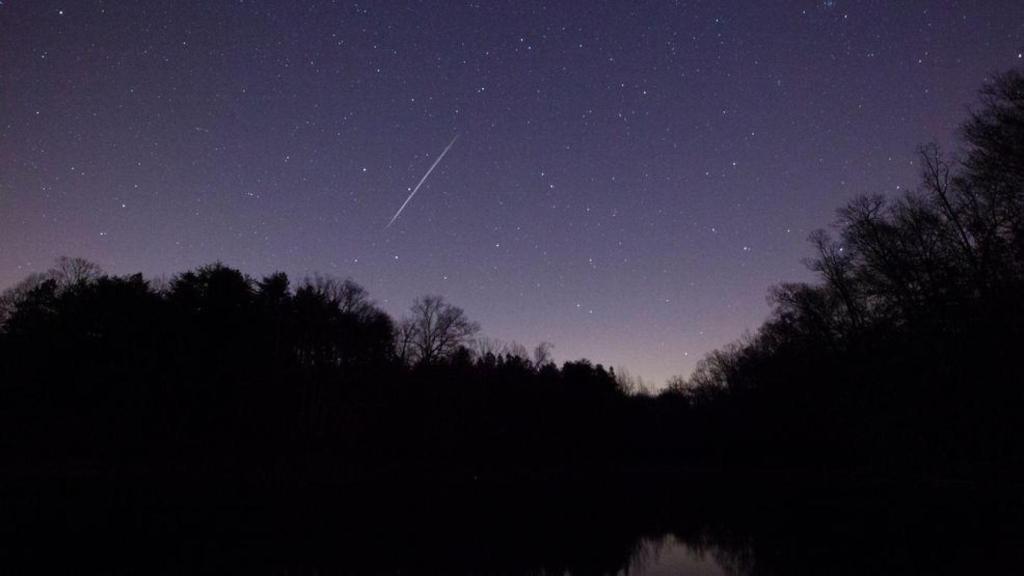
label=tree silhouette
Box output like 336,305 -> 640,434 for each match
666,68 -> 1024,473
401,295 -> 479,365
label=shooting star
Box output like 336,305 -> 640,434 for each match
386,135 -> 458,229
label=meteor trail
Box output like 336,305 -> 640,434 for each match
386,135 -> 458,229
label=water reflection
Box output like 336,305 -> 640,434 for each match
4,482 -> 1024,574
624,536 -> 730,576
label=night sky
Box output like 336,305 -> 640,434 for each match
2,1 -> 1022,386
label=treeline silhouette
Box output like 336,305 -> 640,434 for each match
660,69 -> 1024,477
1,70 -> 1023,493
0,257 -> 631,484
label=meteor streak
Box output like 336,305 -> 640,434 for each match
386,135 -> 458,229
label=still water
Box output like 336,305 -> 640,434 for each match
622,537 -> 729,575
5,483 -> 1024,574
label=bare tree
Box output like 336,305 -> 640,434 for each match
531,341 -> 554,369
395,318 -> 418,365
470,337 -> 532,364
805,229 -> 863,331
471,336 -> 505,360
663,374 -> 688,396
301,274 -> 374,317
614,365 -> 652,397
0,273 -> 50,328
504,341 -> 530,361
403,295 -> 479,365
52,256 -> 102,288
0,257 -> 103,328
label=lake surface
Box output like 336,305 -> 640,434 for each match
622,537 -> 730,575
4,479 -> 1024,573
10,513 -> 1020,575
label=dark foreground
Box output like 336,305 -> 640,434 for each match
3,474 -> 1023,574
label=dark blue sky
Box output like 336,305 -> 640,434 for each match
2,1 -> 1021,385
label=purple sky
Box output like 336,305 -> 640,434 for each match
2,1 -> 1022,386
